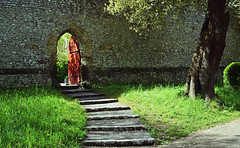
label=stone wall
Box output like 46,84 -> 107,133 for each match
0,0 -> 239,87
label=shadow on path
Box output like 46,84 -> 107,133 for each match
161,119 -> 240,148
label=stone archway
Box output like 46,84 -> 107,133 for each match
45,23 -> 93,86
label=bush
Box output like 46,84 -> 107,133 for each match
223,62 -> 240,89
57,60 -> 68,83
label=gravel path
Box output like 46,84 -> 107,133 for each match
161,118 -> 240,148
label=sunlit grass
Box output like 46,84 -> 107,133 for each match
92,84 -> 240,145
0,87 -> 87,147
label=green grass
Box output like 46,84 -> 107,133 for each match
0,87 -> 87,147
92,84 -> 240,145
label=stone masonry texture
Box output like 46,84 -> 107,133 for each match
0,0 -> 239,87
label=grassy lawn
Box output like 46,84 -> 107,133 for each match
0,87 -> 87,147
92,84 -> 240,145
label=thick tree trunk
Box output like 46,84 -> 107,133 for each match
185,0 -> 230,102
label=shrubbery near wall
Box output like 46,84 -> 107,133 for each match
57,60 -> 68,83
57,33 -> 71,83
223,62 -> 240,89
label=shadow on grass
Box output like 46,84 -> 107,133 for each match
90,83 -> 190,145
90,83 -> 240,145
91,83 -> 182,98
91,83 -> 240,111
143,120 -> 190,145
216,88 -> 240,111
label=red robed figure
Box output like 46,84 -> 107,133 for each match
68,36 -> 81,84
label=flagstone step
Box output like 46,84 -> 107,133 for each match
84,103 -> 130,112
76,96 -> 106,102
82,131 -> 154,146
61,88 -> 93,94
87,110 -> 139,120
59,83 -> 80,90
88,118 -> 143,126
87,110 -> 137,118
87,118 -> 145,131
87,125 -> 145,131
66,92 -> 105,98
80,98 -> 118,105
59,84 -> 154,147
87,114 -> 140,120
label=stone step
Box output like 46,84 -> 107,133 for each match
87,118 -> 145,131
61,88 -> 93,94
87,114 -> 139,120
88,118 -> 143,126
87,125 -> 145,131
59,83 -> 80,90
66,92 -> 105,99
59,84 -> 154,147
77,96 -> 108,102
84,103 -> 130,112
82,131 -> 154,146
87,110 -> 139,120
80,98 -> 118,105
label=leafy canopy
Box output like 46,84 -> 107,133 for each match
57,33 -> 72,62
106,0 -> 240,33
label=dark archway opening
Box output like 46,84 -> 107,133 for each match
57,33 -> 82,85
46,23 -> 93,86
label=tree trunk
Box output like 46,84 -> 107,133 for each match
184,0 -> 230,102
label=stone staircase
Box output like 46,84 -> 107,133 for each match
60,83 -> 154,147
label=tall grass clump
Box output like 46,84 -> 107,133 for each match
0,87 -> 87,147
216,86 -> 240,109
92,84 -> 240,145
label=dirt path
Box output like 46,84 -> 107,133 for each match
161,118 -> 240,148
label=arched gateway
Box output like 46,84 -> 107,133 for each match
45,23 -> 93,86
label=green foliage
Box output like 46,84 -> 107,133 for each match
92,84 -> 240,145
232,0 -> 240,16
57,33 -> 72,82
57,33 -> 71,61
57,60 -> 68,83
106,0 -> 239,34
216,86 -> 240,109
223,62 -> 240,89
0,87 -> 87,147
105,0 -> 206,33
